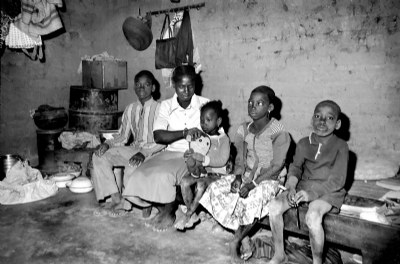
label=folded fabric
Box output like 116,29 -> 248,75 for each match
59,131 -> 101,150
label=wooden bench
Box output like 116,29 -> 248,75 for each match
258,199 -> 400,264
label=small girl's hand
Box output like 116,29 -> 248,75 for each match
231,175 -> 242,193
239,182 -> 254,198
186,127 -> 203,141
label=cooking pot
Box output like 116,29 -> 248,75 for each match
33,105 -> 68,130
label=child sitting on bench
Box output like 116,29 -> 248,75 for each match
267,100 -> 349,264
174,100 -> 231,230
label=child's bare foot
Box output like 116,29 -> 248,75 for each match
174,214 -> 190,230
184,213 -> 200,228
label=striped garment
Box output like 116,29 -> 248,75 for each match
106,98 -> 164,157
16,0 -> 63,37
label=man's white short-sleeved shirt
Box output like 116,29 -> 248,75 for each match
153,93 -> 209,152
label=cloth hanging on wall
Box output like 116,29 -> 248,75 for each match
14,0 -> 64,38
175,9 -> 193,66
5,22 -> 42,48
5,22 -> 43,60
3,0 -> 64,61
155,10 -> 194,70
1,11 -> 13,48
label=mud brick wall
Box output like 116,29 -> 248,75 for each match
1,0 -> 399,165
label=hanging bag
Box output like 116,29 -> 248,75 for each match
175,10 -> 194,66
155,13 -> 177,69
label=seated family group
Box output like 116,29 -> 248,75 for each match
91,65 -> 349,264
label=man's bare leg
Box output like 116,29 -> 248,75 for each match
305,200 -> 332,264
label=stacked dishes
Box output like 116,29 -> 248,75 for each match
50,170 -> 81,188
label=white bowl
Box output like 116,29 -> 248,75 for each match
55,180 -> 72,188
69,186 -> 93,193
51,172 -> 76,182
99,130 -> 119,141
67,176 -> 92,189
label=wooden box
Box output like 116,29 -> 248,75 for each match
82,60 -> 127,89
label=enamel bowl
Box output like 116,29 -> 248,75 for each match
66,176 -> 93,193
55,179 -> 73,188
50,172 -> 78,188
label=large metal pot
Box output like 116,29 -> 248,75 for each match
0,154 -> 23,180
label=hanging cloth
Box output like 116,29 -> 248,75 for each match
14,0 -> 64,38
5,22 -> 43,60
1,11 -> 13,48
175,9 -> 193,66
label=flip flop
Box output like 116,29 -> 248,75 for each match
108,209 -> 129,218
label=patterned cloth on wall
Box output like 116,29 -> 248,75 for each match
3,0 -> 64,61
14,0 -> 64,37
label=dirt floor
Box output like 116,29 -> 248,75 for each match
0,188 -> 360,264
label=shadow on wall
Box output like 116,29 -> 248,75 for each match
335,112 -> 357,191
152,77 -> 161,101
195,70 -> 204,96
271,96 -> 282,121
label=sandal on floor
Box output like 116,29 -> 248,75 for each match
108,209 -> 129,218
